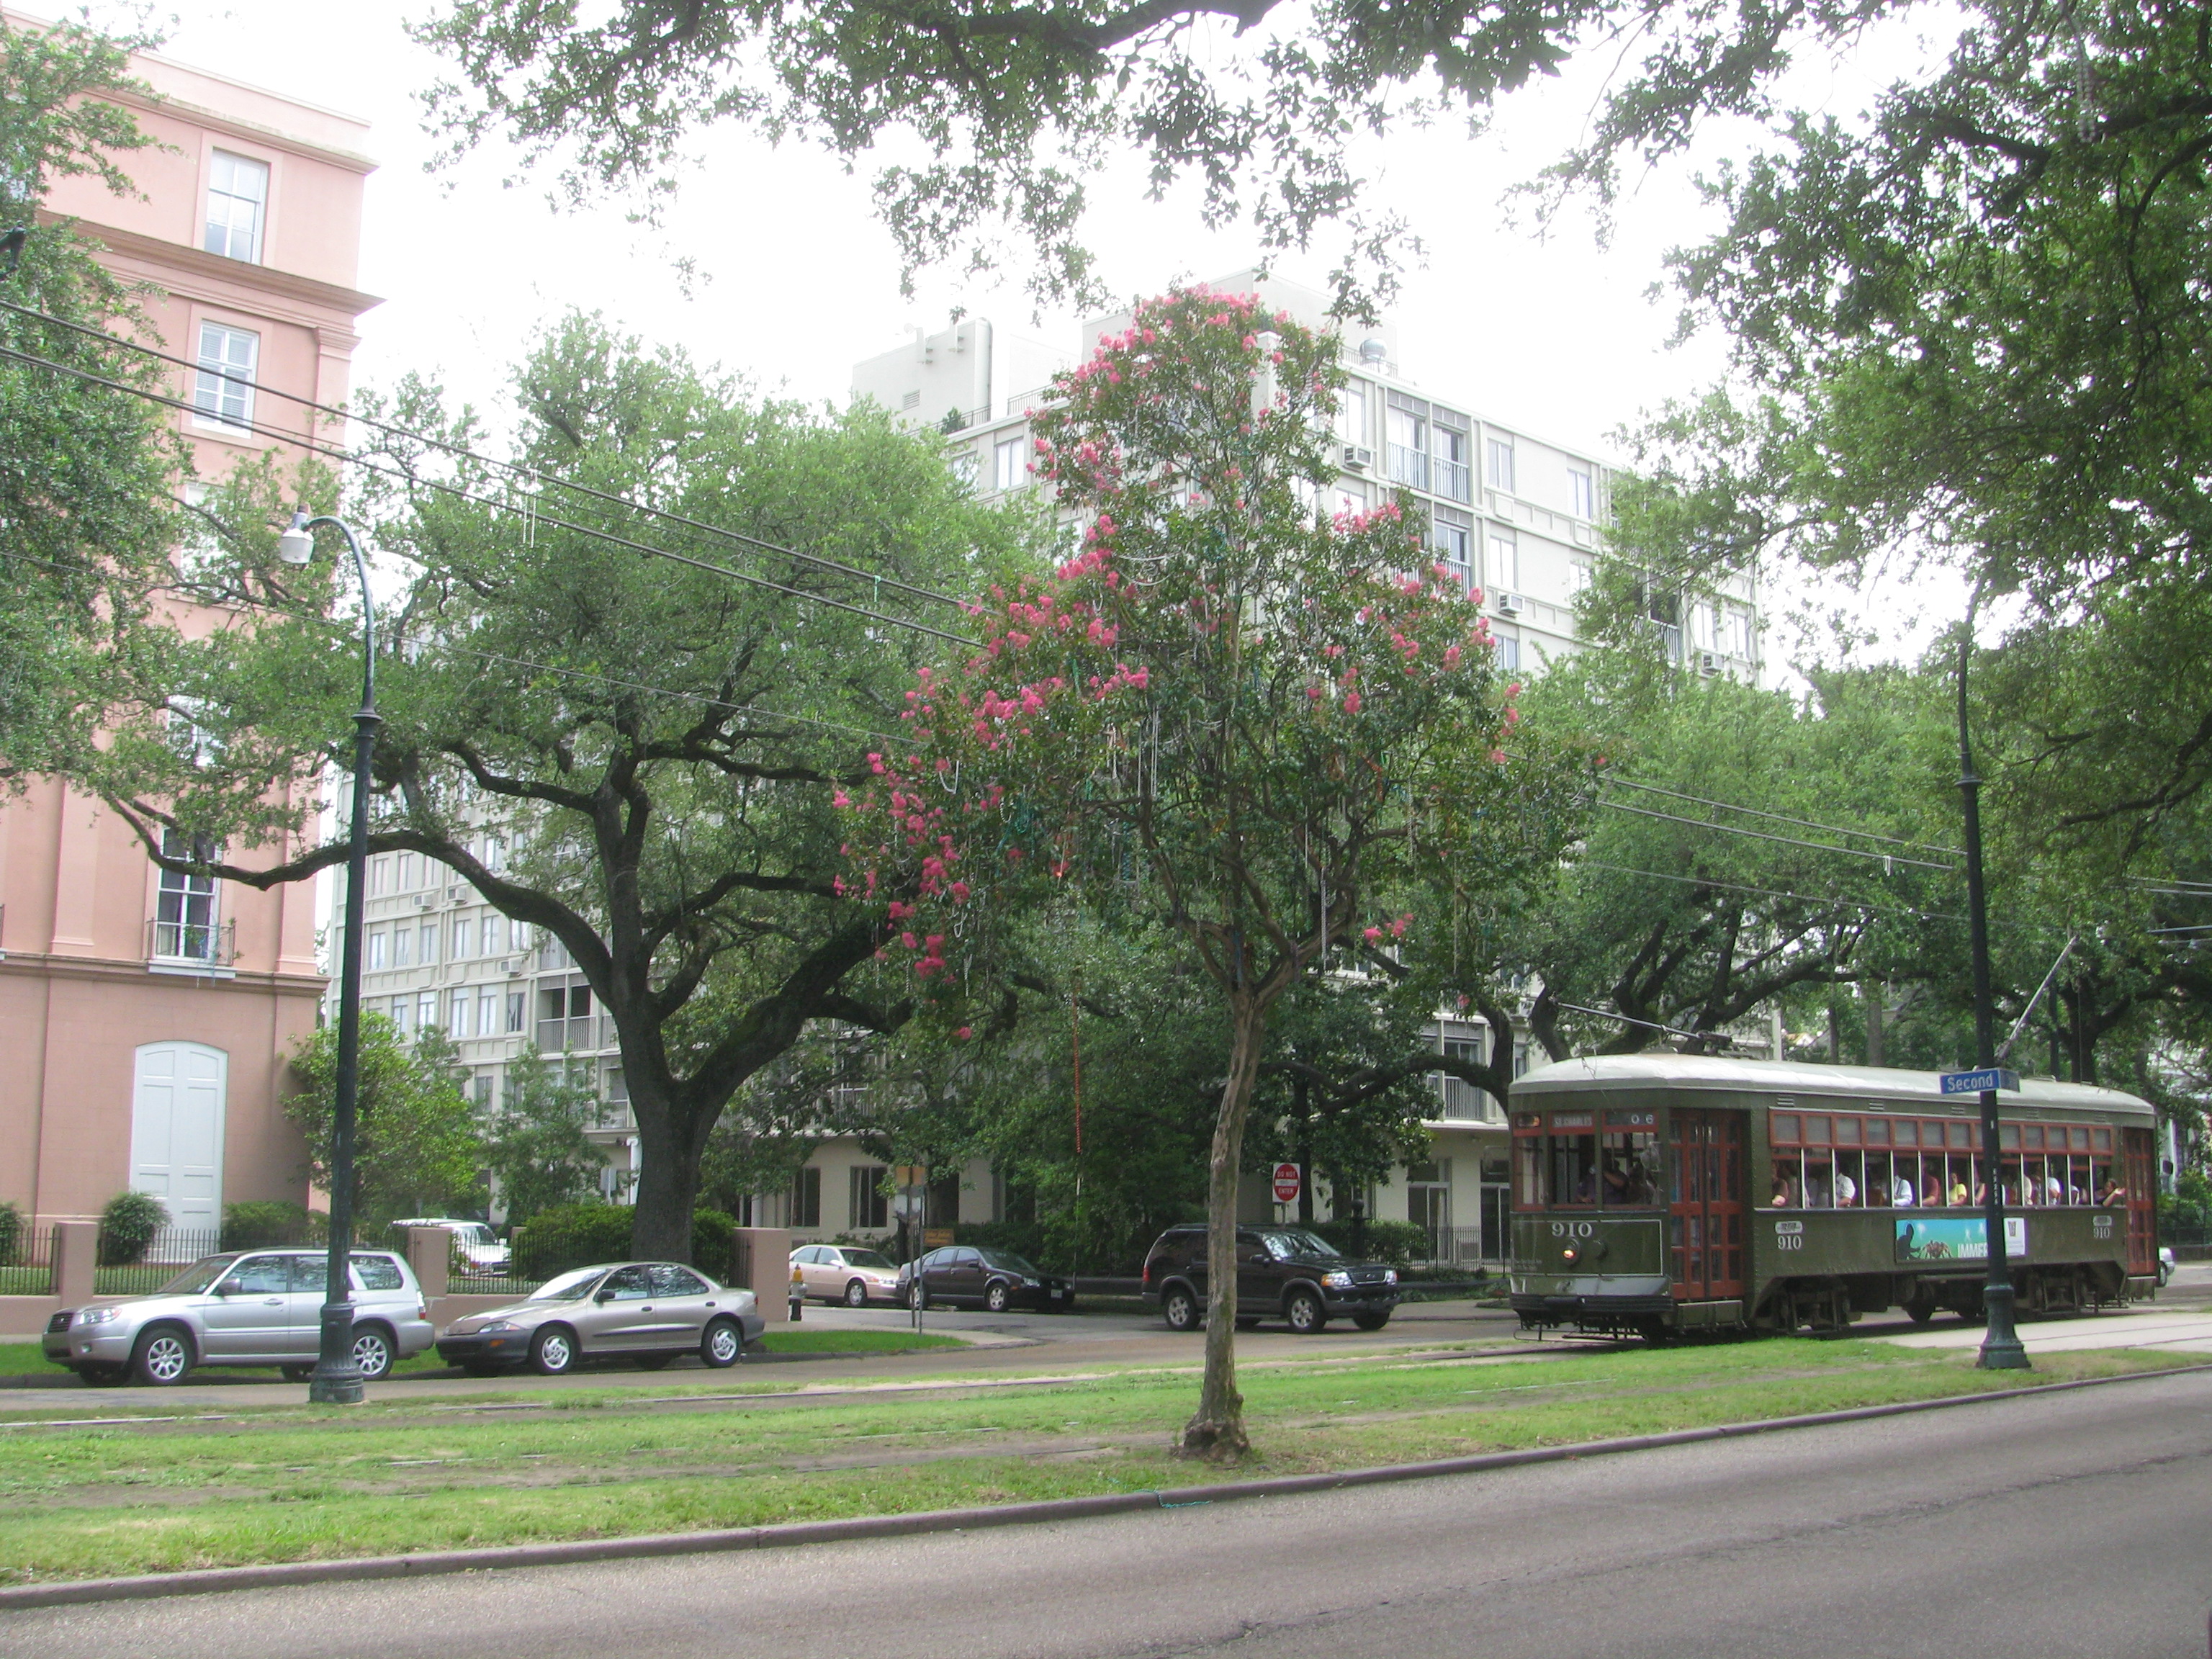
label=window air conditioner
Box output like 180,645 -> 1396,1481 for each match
503,958 -> 522,977
1699,651 -> 1723,675
1496,591 -> 1527,616
1339,444 -> 1374,471
447,886 -> 467,905
412,894 -> 433,909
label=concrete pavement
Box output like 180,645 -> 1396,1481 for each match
6,1352 -> 2206,1656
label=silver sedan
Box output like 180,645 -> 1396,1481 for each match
436,1261 -> 764,1375
793,1244 -> 904,1306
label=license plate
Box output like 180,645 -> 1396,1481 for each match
1050,1288 -> 1066,1298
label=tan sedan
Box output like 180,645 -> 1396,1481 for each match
793,1244 -> 904,1307
436,1261 -> 763,1375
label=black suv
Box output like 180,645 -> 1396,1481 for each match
1141,1224 -> 1400,1334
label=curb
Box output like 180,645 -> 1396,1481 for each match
2,1359 -> 2206,1611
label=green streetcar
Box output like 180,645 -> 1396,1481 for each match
1508,1054 -> 2160,1341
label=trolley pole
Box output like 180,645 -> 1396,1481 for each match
1958,606 -> 2028,1371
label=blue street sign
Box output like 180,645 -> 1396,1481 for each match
1939,1067 -> 2021,1095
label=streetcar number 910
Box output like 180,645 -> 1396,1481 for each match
1548,1221 -> 1595,1239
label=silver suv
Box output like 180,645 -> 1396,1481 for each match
42,1250 -> 436,1386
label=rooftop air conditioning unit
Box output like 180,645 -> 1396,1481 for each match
1339,444 -> 1374,471
1496,591 -> 1527,616
1699,651 -> 1723,675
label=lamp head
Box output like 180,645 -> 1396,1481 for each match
276,511 -> 315,565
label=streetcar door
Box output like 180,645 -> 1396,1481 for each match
2123,1128 -> 2157,1277
1668,1110 -> 1747,1300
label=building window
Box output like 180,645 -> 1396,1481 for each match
1494,631 -> 1522,670
192,320 -> 258,430
367,928 -> 387,971
1432,513 -> 1473,594
390,996 -> 411,1036
419,921 -> 439,964
1335,379 -> 1368,445
203,150 -> 269,262
480,915 -> 502,956
1486,435 -> 1516,495
451,989 -> 473,1038
368,856 -> 388,897
417,991 -> 439,1032
478,989 -> 498,1035
1434,419 -> 1473,502
451,917 -> 470,960
472,1074 -> 494,1109
153,830 -> 220,961
1331,483 -> 1366,519
791,1166 -> 822,1229
850,1164 -> 890,1230
505,991 -> 526,1033
1568,466 -> 1596,519
392,926 -> 411,968
1487,524 -> 1519,592
1567,561 -> 1592,595
397,853 -> 416,890
1725,607 -> 1754,659
993,435 -> 1026,493
1385,397 -> 1428,490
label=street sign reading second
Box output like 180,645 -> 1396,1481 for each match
1272,1162 -> 1301,1204
1938,1068 -> 2022,1096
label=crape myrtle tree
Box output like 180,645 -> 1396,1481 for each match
839,288 -> 1575,1457
0,17 -> 187,777
91,316 -> 1041,1259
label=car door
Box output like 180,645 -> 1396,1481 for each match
912,1247 -> 952,1303
200,1254 -> 292,1358
1235,1231 -> 1280,1315
283,1253 -> 338,1357
572,1264 -> 655,1353
798,1246 -> 832,1300
941,1247 -> 986,1305
647,1264 -> 716,1348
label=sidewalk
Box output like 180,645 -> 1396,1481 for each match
1880,1308 -> 2212,1355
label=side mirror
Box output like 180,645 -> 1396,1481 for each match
212,1282 -> 237,1296
594,1288 -> 616,1304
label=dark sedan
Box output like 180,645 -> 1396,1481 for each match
896,1246 -> 1075,1313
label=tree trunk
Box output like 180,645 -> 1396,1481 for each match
626,1079 -> 705,1259
1182,991 -> 1268,1461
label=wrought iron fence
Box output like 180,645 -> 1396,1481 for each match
94,1226 -> 226,1295
0,1222 -> 55,1297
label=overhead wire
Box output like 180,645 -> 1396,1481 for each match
1596,773 -> 1963,858
0,293 -> 969,613
1593,797 -> 1958,871
0,340 -> 973,647
1575,859 -> 1966,925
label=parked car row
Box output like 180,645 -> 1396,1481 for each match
40,1252 -> 765,1387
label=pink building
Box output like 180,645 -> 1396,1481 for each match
0,19 -> 377,1231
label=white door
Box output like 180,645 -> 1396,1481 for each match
130,1043 -> 227,1241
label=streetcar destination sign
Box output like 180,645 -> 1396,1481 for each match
1938,1067 -> 2021,1096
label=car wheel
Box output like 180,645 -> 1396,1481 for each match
1285,1290 -> 1327,1334
985,1280 -> 1012,1314
845,1279 -> 869,1308
530,1325 -> 578,1376
1352,1310 -> 1391,1331
351,1326 -> 395,1382
281,1363 -> 316,1382
908,1282 -> 928,1311
131,1324 -> 193,1386
1162,1284 -> 1200,1332
635,1353 -> 675,1370
701,1317 -> 744,1369
2159,1262 -> 2172,1287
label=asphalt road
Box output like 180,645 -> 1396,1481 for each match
9,1362 -> 2210,1657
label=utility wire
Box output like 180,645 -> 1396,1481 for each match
0,294 -> 968,612
1576,859 -> 1966,925
0,341 -> 972,647
1594,797 -> 1958,871
1598,773 -> 1963,858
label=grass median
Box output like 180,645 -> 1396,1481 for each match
0,1338 -> 2195,1583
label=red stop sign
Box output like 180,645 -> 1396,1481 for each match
1272,1162 -> 1302,1204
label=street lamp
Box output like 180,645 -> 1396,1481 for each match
1957,585 -> 2028,1371
278,511 -> 379,1404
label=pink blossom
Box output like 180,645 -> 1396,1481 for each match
1344,691 -> 1362,713
1363,926 -> 1383,942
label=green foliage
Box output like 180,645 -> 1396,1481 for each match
96,1191 -> 168,1266
284,1017 -> 484,1230
0,17 -> 189,778
1309,1219 -> 1429,1267
688,1208 -> 735,1279
220,1202 -> 323,1250
482,1047 -> 603,1226
0,1200 -> 21,1267
513,1202 -> 634,1279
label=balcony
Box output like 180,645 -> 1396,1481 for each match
536,1013 -> 616,1053
1384,443 -> 1429,491
147,917 -> 235,970
1431,1074 -> 1501,1123
1431,457 -> 1472,503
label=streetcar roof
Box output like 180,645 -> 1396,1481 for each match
1514,1053 -> 2154,1118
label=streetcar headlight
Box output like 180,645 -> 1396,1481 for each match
1560,1246 -> 1579,1265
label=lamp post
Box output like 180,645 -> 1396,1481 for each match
1957,588 -> 2028,1370
278,511 -> 379,1404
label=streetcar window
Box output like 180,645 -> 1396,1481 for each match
1803,1115 -> 1830,1144
1946,1120 -> 1974,1149
2093,1128 -> 2113,1153
1833,1116 -> 1861,1145
1550,1126 -> 1600,1205
2069,1127 -> 2090,1151
1771,1113 -> 1799,1144
1894,1120 -> 1918,1148
1863,1116 -> 1889,1146
2023,1125 -> 2045,1150
2000,1125 -> 2019,1151
1599,1128 -> 1660,1207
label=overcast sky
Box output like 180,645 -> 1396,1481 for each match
113,0 -> 1967,669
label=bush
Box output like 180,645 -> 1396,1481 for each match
1309,1218 -> 1429,1267
689,1209 -> 734,1279
0,1200 -> 22,1267
952,1219 -> 1051,1265
513,1202 -> 634,1279
97,1190 -> 170,1266
221,1200 -> 323,1250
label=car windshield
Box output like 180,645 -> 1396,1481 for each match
1256,1229 -> 1340,1261
976,1249 -> 1041,1274
153,1256 -> 238,1295
526,1267 -> 607,1302
840,1249 -> 895,1270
